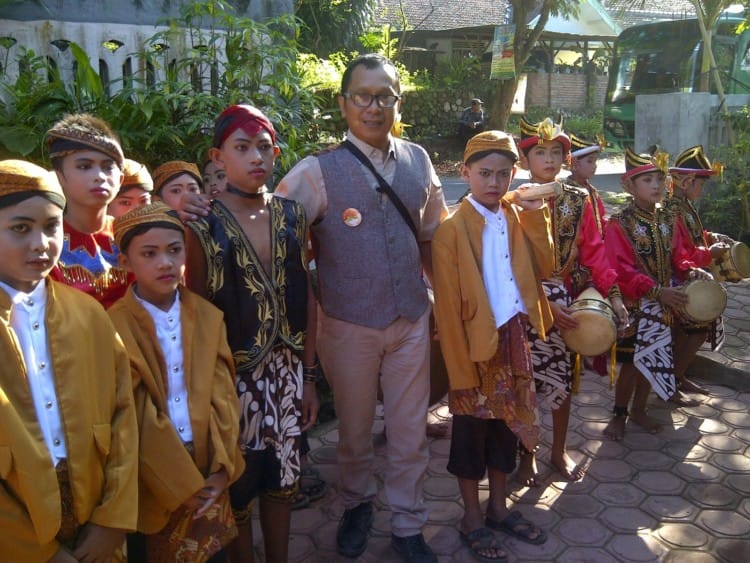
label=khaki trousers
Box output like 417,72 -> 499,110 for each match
317,306 -> 431,537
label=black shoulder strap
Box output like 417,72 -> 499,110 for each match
341,139 -> 419,241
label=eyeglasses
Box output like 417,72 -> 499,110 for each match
343,92 -> 401,108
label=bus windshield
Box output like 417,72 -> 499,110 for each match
607,18 -> 745,105
607,21 -> 702,104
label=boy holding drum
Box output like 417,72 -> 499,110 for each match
515,117 -> 628,485
666,146 -> 731,400
603,148 -> 711,440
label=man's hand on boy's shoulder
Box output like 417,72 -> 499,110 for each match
72,523 -> 126,563
178,191 -> 212,222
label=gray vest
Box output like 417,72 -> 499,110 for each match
314,141 -> 431,328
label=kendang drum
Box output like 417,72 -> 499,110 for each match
680,279 -> 727,323
711,241 -> 750,283
560,287 -> 618,356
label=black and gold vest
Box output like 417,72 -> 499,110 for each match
187,197 -> 308,371
610,203 -> 674,287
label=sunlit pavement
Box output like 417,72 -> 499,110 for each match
260,172 -> 750,562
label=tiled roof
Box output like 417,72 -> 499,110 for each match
601,0 -> 696,28
373,0 -> 511,31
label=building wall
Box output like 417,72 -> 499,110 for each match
525,72 -> 609,109
0,0 -> 292,24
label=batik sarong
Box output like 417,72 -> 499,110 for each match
633,298 -> 676,401
528,280 -> 571,410
449,314 -> 540,452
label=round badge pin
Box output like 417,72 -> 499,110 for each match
342,208 -> 362,227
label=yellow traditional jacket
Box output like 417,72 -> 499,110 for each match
0,279 -> 138,561
432,197 -> 555,390
108,285 -> 244,533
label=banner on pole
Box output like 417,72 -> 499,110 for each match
491,25 -> 516,80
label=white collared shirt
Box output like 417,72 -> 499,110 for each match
134,290 -> 193,443
467,196 -> 527,327
0,280 -> 67,464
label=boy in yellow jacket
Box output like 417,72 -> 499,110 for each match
432,131 -> 554,560
0,159 -> 138,562
108,202 -> 244,562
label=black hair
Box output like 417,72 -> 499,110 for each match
341,53 -> 401,95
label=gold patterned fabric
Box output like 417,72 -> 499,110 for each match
46,113 -> 124,167
187,198 -> 308,372
144,490 -> 236,563
121,158 -> 154,192
550,184 -> 588,290
113,201 -> 184,250
518,116 -> 571,152
0,159 -> 66,209
463,130 -> 518,163
665,195 -> 706,246
612,204 -> 674,289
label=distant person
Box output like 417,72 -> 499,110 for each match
459,98 -> 486,144
152,161 -> 203,211
107,158 -> 153,218
565,133 -> 608,236
202,157 -> 227,199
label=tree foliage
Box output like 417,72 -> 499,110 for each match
0,1 -> 322,178
489,0 -> 581,129
295,0 -> 375,56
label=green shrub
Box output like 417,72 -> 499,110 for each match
696,108 -> 750,244
0,1 -> 322,180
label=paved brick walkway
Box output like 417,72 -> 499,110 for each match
252,281 -> 750,562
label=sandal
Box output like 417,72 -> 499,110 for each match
486,510 -> 547,545
300,467 -> 327,502
291,491 -> 310,511
460,527 -> 508,563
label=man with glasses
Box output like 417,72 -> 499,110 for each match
276,53 -> 448,562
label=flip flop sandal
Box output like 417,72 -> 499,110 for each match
300,474 -> 327,502
460,527 -> 508,563
291,491 -> 310,511
486,510 -> 547,545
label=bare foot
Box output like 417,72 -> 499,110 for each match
680,379 -> 709,395
630,410 -> 661,434
551,452 -> 585,481
604,415 -> 626,441
668,390 -> 701,408
516,451 -> 540,487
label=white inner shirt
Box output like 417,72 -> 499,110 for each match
467,196 -> 527,327
0,280 -> 67,465
135,290 -> 193,443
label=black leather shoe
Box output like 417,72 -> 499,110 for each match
336,501 -> 374,558
391,533 -> 437,563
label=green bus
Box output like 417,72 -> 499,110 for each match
603,16 -> 750,147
